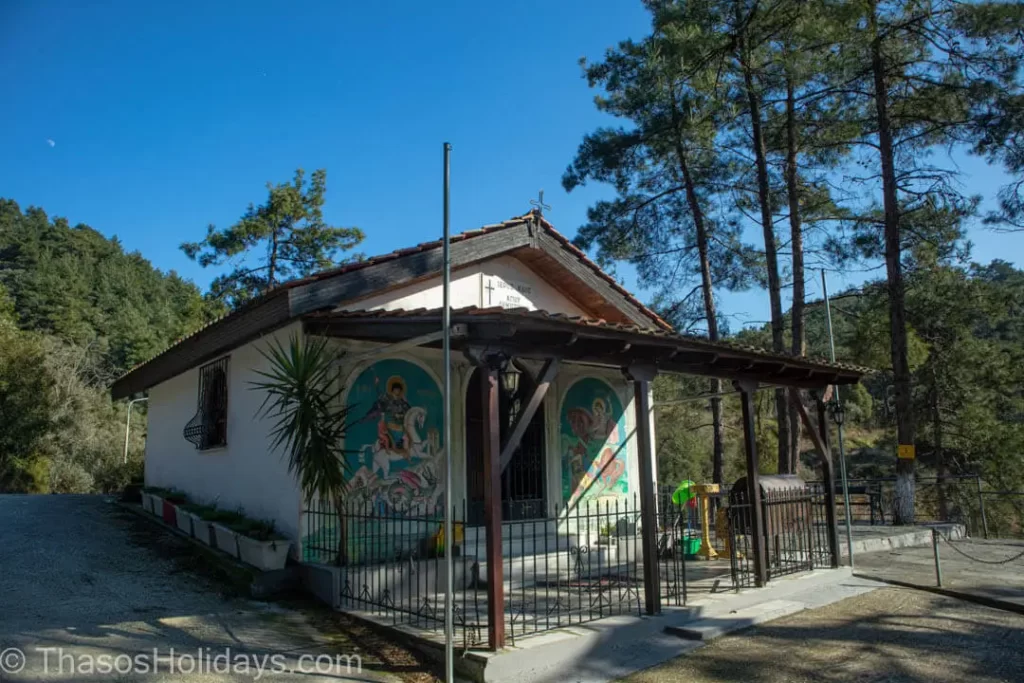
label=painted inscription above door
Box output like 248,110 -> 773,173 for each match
345,359 -> 445,514
481,274 -> 536,310
561,377 -> 629,505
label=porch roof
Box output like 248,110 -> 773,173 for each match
305,306 -> 869,389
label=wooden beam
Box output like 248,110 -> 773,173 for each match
342,325 -> 467,366
735,379 -> 768,587
289,224 -> 534,315
499,359 -> 559,472
481,363 -> 505,650
816,396 -> 841,568
625,366 -> 660,615
793,393 -> 840,569
534,230 -> 659,329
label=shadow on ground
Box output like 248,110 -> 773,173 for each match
617,587 -> 1024,683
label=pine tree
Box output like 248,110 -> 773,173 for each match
182,169 -> 364,309
564,1 -> 758,483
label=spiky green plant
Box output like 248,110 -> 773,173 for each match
250,333 -> 351,563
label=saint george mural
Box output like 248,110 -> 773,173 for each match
561,377 -> 629,505
346,358 -> 446,514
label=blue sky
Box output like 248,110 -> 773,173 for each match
1,0 -> 1020,331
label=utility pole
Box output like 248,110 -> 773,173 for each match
441,142 -> 454,683
822,270 -> 854,568
123,396 -> 148,464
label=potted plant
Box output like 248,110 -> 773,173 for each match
162,489 -> 187,526
208,509 -> 244,558
140,488 -> 154,514
234,519 -> 292,571
149,488 -> 168,517
251,334 -> 352,565
185,504 -> 216,546
174,501 -> 194,535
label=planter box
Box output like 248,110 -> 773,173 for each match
236,535 -> 291,571
161,500 -> 178,525
213,524 -> 239,558
150,495 -> 164,517
189,513 -> 213,546
175,507 -> 193,535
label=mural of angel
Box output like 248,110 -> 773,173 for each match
566,396 -> 621,447
561,377 -> 629,504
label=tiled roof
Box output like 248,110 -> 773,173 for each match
113,210 -> 669,385
306,305 -> 871,376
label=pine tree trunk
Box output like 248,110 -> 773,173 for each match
268,229 -> 279,292
738,18 -> 790,473
670,98 -> 726,484
785,75 -> 804,476
870,0 -> 915,524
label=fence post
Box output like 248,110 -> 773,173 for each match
931,528 -> 943,587
976,475 -> 989,540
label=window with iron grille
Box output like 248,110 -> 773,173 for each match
183,357 -> 229,450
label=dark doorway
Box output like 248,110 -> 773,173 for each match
465,364 -> 547,525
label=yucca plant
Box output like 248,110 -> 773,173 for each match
250,333 -> 352,564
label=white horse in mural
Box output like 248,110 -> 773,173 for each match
363,406 -> 428,478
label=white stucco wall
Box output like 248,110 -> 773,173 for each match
144,322 -> 304,548
343,255 -> 589,316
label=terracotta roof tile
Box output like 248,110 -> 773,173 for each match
307,306 -> 871,376
113,211 -> 687,387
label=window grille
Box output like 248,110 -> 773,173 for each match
183,357 -> 229,450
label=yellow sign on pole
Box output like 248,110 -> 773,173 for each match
898,444 -> 916,460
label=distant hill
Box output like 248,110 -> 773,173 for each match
0,198 -> 218,374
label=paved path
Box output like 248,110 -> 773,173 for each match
0,495 -> 397,682
854,538 -> 1024,608
621,586 -> 1024,682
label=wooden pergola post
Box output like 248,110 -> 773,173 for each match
480,360 -> 505,649
794,392 -> 840,569
625,364 -> 660,615
736,380 -> 768,587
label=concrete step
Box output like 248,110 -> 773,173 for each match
665,599 -> 806,641
476,545 -> 634,588
463,519 -> 560,544
463,533 -> 586,560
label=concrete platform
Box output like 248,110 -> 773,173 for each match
467,568 -> 883,683
842,522 -> 965,557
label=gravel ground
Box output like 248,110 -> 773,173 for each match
0,495 -> 441,683
621,586 -> 1024,683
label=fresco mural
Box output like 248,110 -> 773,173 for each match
561,377 -> 629,505
345,358 -> 445,514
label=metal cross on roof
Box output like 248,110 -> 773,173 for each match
530,190 -> 551,214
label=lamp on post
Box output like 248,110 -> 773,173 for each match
124,396 -> 149,465
829,398 -> 845,427
499,359 -> 520,397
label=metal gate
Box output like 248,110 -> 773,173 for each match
465,366 -> 546,524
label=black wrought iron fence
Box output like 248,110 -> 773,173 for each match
303,480 -> 839,648
504,496 -> 645,644
302,498 -> 488,649
826,475 -> 1023,539
727,483 -> 834,585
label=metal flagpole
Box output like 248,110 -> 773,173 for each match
442,142 -> 454,683
821,269 -> 855,569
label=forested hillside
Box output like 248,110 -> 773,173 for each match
654,257 -> 1024,494
0,199 -> 218,493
